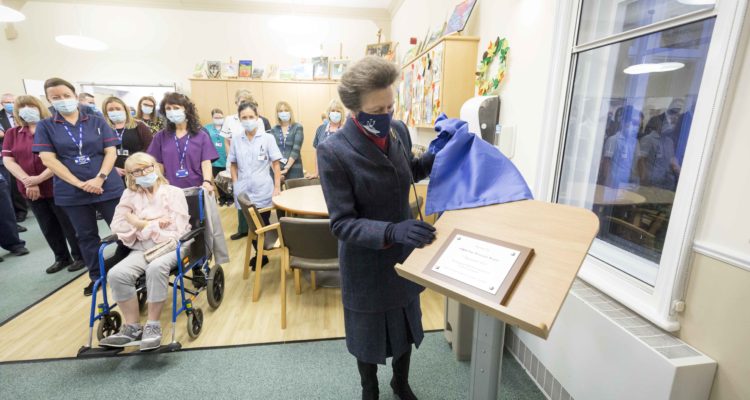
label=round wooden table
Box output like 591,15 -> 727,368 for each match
272,185 -> 339,287
272,185 -> 329,217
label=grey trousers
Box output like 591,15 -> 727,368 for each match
108,249 -> 178,303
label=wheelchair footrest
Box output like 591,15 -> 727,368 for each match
77,346 -> 124,358
157,342 -> 182,353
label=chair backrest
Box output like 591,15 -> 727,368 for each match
182,187 -> 206,260
285,177 -> 320,190
280,217 -> 338,260
237,192 -> 264,233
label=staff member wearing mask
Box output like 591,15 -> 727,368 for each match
205,108 -> 231,205
317,56 -> 436,400
228,102 -> 281,269
271,101 -> 304,180
309,99 -> 345,179
102,96 -> 153,177
147,92 -> 217,193
135,96 -> 162,134
2,95 -> 84,273
221,89 -> 271,241
78,92 -> 102,116
34,77 -> 125,296
0,92 -> 29,224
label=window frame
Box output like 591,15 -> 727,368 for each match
536,0 -> 747,331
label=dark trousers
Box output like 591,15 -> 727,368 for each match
28,197 -> 83,263
0,164 -> 28,218
0,178 -> 25,252
251,211 -> 271,250
61,198 -> 119,281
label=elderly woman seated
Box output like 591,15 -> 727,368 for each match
99,152 -> 190,351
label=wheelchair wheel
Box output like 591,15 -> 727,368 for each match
206,265 -> 225,309
96,311 -> 122,341
186,308 -> 204,338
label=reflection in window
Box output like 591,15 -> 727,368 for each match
578,0 -> 714,45
557,18 -> 715,284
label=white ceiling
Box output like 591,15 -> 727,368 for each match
239,0 -> 393,8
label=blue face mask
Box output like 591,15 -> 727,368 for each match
166,109 -> 186,124
328,111 -> 342,124
278,111 -> 291,122
141,105 -> 154,115
108,110 -> 127,123
19,107 -> 40,123
135,172 -> 158,188
3,103 -> 13,114
356,111 -> 392,138
52,99 -> 79,115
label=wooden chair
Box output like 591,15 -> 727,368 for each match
279,217 -> 339,329
284,177 -> 320,190
237,193 -> 286,302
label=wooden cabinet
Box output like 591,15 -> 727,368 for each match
396,35 -> 479,129
190,79 -> 340,174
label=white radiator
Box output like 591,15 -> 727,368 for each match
508,280 -> 716,400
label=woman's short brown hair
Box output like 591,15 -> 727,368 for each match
13,95 -> 51,126
338,56 -> 398,112
43,77 -> 76,97
135,96 -> 158,121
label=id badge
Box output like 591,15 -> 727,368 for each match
280,158 -> 288,164
257,154 -> 267,161
74,155 -> 91,165
117,149 -> 130,156
176,169 -> 189,178
216,142 -> 223,148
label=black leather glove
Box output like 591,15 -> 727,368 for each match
385,219 -> 436,248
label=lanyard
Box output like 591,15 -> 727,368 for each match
280,127 -> 288,149
115,127 -> 126,140
174,133 -> 190,169
62,123 -> 85,156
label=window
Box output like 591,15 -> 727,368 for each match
544,0 -> 744,330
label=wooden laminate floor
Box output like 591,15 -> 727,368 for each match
0,206 -> 445,362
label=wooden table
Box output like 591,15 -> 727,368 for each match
395,200 -> 599,399
272,185 -> 328,217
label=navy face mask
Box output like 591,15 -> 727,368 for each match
356,111 -> 393,138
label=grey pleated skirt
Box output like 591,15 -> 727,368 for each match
343,297 -> 424,365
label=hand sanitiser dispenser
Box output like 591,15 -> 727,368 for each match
459,95 -> 500,145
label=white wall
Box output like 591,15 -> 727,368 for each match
0,1 -> 377,97
391,0 -> 556,191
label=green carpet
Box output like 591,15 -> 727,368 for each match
0,333 -> 544,400
0,213 -> 110,324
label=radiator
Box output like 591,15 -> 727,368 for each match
507,279 -> 717,400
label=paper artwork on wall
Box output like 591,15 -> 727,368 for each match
396,43 -> 444,127
330,59 -> 349,80
238,60 -> 253,78
313,57 -> 329,80
476,37 -> 510,96
222,62 -> 238,78
193,61 -> 205,78
206,61 -> 221,79
251,67 -> 264,79
265,64 -> 279,80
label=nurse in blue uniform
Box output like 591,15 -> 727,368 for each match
34,77 -> 125,296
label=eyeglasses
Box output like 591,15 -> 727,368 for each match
666,108 -> 681,115
128,165 -> 155,177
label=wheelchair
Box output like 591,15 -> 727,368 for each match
78,187 -> 225,357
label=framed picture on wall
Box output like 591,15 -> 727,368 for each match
238,60 -> 253,78
313,57 -> 330,80
444,0 -> 477,36
330,59 -> 349,80
366,42 -> 393,58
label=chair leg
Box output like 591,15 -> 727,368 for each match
252,235 -> 265,302
294,268 -> 301,295
310,271 -> 317,291
242,234 -> 253,280
281,248 -> 287,329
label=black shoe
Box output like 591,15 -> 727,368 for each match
249,255 -> 269,271
16,213 -> 26,222
46,261 -> 68,274
390,379 -> 418,400
95,211 -> 103,220
0,256 -> 4,262
84,281 -> 95,296
230,232 -> 248,240
67,259 -> 86,272
390,349 -> 417,400
16,224 -> 27,232
11,247 -> 29,256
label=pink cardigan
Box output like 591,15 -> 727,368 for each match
111,184 -> 191,248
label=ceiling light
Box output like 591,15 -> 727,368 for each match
0,5 -> 25,22
55,35 -> 108,51
623,62 -> 685,75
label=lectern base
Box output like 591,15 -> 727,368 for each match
469,311 -> 506,400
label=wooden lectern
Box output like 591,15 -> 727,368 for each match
396,200 -> 599,399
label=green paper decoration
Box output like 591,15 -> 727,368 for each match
476,37 -> 509,95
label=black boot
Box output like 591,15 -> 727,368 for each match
390,349 -> 417,400
357,359 -> 379,400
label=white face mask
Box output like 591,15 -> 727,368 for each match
108,110 -> 127,123
241,119 -> 259,132
19,107 -> 41,123
328,111 -> 342,124
166,109 -> 186,124
213,118 -> 225,126
278,111 -> 291,122
141,105 -> 154,115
